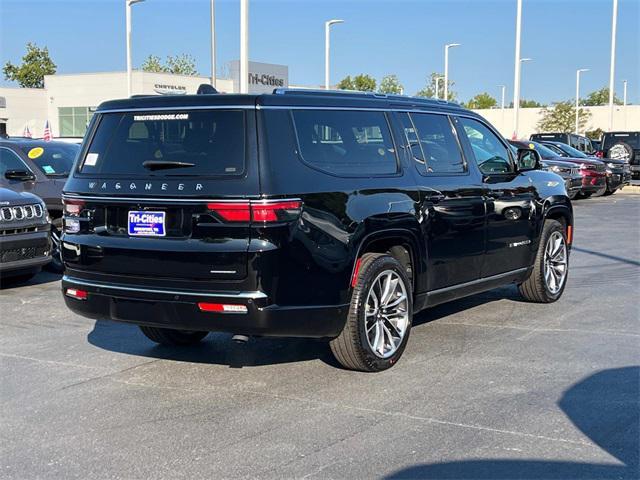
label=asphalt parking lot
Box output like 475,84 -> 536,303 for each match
1,190 -> 639,480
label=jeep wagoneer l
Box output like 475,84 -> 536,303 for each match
61,89 -> 573,371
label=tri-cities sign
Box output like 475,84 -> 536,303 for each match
230,61 -> 289,94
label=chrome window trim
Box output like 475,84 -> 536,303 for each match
63,275 -> 268,299
95,105 -> 256,114
62,194 -> 300,204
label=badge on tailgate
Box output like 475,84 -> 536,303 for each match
128,211 -> 166,237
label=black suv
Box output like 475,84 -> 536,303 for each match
600,131 -> 640,179
0,188 -> 51,282
530,133 -> 595,155
61,89 -> 573,372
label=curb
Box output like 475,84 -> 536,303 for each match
620,185 -> 640,194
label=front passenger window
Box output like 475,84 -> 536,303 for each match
458,118 -> 513,175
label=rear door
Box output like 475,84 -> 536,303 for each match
456,116 -> 537,276
63,108 -> 258,285
398,112 -> 486,290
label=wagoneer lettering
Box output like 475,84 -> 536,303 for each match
61,87 -> 573,372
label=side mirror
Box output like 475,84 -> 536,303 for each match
516,148 -> 541,172
4,169 -> 36,181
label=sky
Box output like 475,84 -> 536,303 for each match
0,0 -> 638,104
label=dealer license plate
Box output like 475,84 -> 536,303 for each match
128,210 -> 166,237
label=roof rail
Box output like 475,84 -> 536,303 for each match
272,87 -> 459,107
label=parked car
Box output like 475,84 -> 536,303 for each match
0,188 -> 51,284
590,139 -> 602,153
60,88 -> 573,372
541,140 -> 630,195
600,131 -> 640,179
512,139 -> 606,198
0,139 -> 80,271
530,133 -> 596,155
509,141 -> 581,199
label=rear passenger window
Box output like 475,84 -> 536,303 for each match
291,110 -> 397,176
409,113 -> 465,174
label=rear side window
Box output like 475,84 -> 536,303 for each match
79,110 -> 245,176
291,110 -> 397,176
407,113 -> 465,174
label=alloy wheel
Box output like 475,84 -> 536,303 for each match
543,231 -> 567,295
364,270 -> 409,359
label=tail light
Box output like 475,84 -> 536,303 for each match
198,302 -> 248,314
65,288 -> 88,300
63,198 -> 85,216
207,200 -> 302,224
595,151 -> 603,158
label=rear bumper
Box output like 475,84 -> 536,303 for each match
61,275 -> 348,338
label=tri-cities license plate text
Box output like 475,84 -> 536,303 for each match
128,211 -> 166,237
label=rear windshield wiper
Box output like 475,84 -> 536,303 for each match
142,160 -> 195,171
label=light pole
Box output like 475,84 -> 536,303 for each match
325,19 -> 344,90
443,43 -> 460,101
575,68 -> 589,134
514,57 -> 531,138
240,0 -> 249,93
126,0 -> 145,98
210,0 -> 216,88
498,84 -> 506,131
512,0 -> 523,139
607,0 -> 618,130
623,79 -> 628,128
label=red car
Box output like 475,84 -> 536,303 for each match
511,140 -> 607,198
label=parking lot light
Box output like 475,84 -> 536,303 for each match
608,0 -> 618,130
512,0 -> 522,139
325,19 -> 344,90
125,0 -> 145,98
444,43 -> 461,101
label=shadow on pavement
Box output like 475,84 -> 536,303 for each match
0,270 -> 61,290
386,366 -> 640,479
571,246 -> 640,267
87,320 -> 341,368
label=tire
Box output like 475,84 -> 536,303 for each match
606,142 -> 634,163
603,189 -> 615,196
45,219 -> 64,273
139,326 -> 209,346
579,192 -> 592,199
518,219 -> 569,303
330,253 -> 413,372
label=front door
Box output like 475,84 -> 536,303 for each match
456,117 -> 537,277
398,112 -> 486,290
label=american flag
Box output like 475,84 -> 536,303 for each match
23,125 -> 32,138
43,120 -> 52,141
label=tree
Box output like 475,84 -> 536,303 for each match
536,101 -> 591,133
337,74 -> 376,92
3,42 -> 56,88
464,92 -> 497,109
582,87 -> 622,106
415,72 -> 456,101
378,74 -> 403,94
141,54 -> 198,75
585,128 -> 604,140
509,98 -> 543,108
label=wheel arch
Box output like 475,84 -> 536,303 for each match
350,228 -> 423,296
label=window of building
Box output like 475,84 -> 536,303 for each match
59,107 -> 95,137
291,110 -> 398,176
408,113 -> 466,174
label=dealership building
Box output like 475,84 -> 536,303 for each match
0,61 -> 288,138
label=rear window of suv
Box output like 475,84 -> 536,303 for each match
603,132 -> 640,150
79,110 -> 245,176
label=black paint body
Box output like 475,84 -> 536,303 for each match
61,91 -> 573,338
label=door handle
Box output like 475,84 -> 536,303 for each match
428,194 -> 446,203
487,190 -> 505,198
